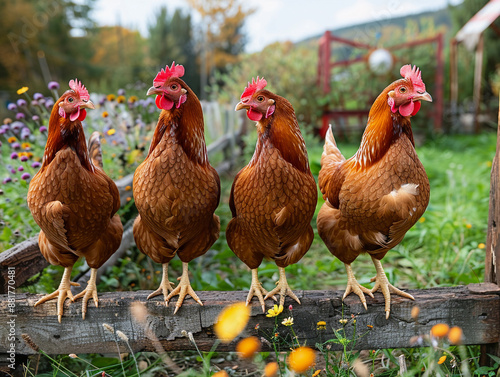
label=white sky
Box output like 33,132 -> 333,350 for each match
92,0 -> 462,52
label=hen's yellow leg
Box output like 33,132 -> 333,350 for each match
370,256 -> 414,319
34,266 -> 79,323
264,267 -> 300,307
166,262 -> 202,314
74,268 -> 99,320
343,263 -> 374,310
147,263 -> 175,300
246,269 -> 276,313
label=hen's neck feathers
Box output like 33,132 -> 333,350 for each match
149,86 -> 208,166
252,95 -> 310,173
42,99 -> 94,171
353,86 -> 415,170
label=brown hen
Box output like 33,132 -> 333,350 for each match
133,62 -> 220,313
27,79 -> 123,322
317,65 -> 432,318
227,77 -> 317,311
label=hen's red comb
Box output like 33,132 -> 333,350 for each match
69,79 -> 89,101
241,77 -> 267,99
153,61 -> 185,86
400,64 -> 425,92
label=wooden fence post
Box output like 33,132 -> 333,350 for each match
481,98 -> 500,363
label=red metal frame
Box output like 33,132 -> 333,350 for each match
318,31 -> 444,138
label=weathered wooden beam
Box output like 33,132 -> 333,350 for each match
1,284 -> 498,356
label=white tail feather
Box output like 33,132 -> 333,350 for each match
322,125 -> 345,165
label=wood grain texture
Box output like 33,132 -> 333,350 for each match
1,284 -> 498,356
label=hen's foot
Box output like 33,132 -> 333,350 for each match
73,268 -> 99,320
343,263 -> 374,310
147,263 -> 175,300
34,267 -> 79,323
246,269 -> 276,313
370,257 -> 414,319
264,267 -> 300,307
165,262 -> 202,314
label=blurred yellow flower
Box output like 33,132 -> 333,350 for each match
107,94 -> 116,101
17,86 -> 29,95
266,304 -> 283,318
282,317 -> 294,326
214,302 -> 250,343
316,321 -> 326,330
107,129 -> 116,136
125,185 -> 131,191
431,323 -> 449,338
264,362 -> 279,377
211,371 -> 229,377
236,336 -> 261,359
312,370 -> 322,377
448,326 -> 463,345
117,95 -> 126,103
466,223 -> 472,229
4,118 -> 12,125
102,111 -> 109,118
486,161 -> 492,167
128,95 -> 138,103
288,346 -> 316,373
438,355 -> 446,364
21,142 -> 31,149
418,217 -> 426,223
8,137 -> 17,143
478,243 -> 485,249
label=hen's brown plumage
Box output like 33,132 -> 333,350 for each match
27,82 -> 122,322
317,65 -> 432,318
228,79 -> 317,311
133,64 -> 220,313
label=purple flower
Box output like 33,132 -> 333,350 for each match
17,99 -> 27,107
21,173 -> 31,181
32,115 -> 40,122
99,96 -> 106,106
11,121 -> 23,131
0,129 -> 5,135
31,100 -> 39,106
16,113 -> 25,120
3,177 -> 12,184
48,81 -> 60,90
7,103 -> 17,111
118,88 -> 126,96
17,166 -> 24,172
33,93 -> 44,100
10,153 -> 18,159
11,143 -> 20,149
20,128 -> 30,139
20,155 -> 28,162
39,126 -> 47,133
45,99 -> 54,109
10,168 -> 16,174
31,161 -> 41,168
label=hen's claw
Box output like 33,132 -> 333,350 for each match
34,266 -> 77,323
246,269 -> 276,313
165,262 -> 203,314
73,268 -> 99,320
264,267 -> 300,307
370,257 -> 414,319
342,263 -> 373,310
147,263 -> 175,300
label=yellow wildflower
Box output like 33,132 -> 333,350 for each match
125,185 -> 131,191
212,371 -> 229,377
431,323 -> 450,338
317,321 -> 326,330
288,346 -> 316,373
266,304 -> 283,318
107,94 -> 116,101
448,326 -> 463,345
438,355 -> 446,364
21,142 -> 31,149
236,336 -> 261,359
466,223 -> 472,229
4,118 -> 12,124
128,95 -> 138,103
214,302 -> 250,343
478,243 -> 485,249
312,370 -> 322,377
264,362 -> 279,377
282,317 -> 294,326
102,111 -> 109,118
117,95 -> 126,103
17,86 -> 29,95
339,319 -> 348,325
8,137 -> 17,143
418,217 -> 426,223
107,129 -> 116,136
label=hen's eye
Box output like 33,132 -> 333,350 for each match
257,96 -> 264,102
171,84 -> 178,90
399,87 -> 407,94
68,97 -> 74,103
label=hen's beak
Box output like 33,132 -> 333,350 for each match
80,99 -> 95,110
414,91 -> 432,102
235,101 -> 248,112
147,86 -> 162,96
